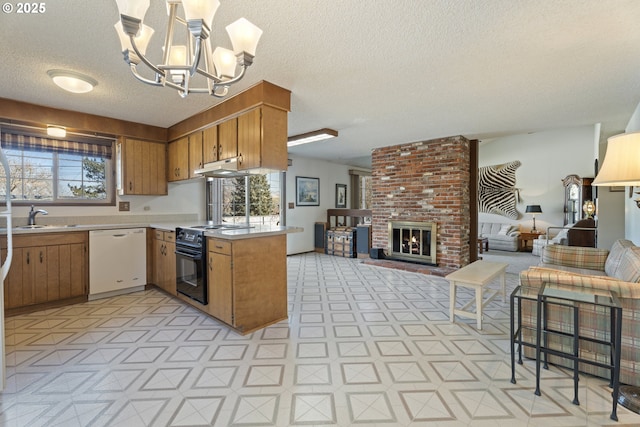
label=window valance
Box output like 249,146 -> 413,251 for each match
1,131 -> 113,159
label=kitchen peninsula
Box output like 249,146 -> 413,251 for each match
2,223 -> 302,335
153,223 -> 302,334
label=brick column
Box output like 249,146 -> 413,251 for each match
371,136 -> 471,271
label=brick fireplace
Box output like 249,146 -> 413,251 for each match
369,136 -> 472,275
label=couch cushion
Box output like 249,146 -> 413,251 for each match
604,239 -> 636,277
612,246 -> 640,283
497,224 -> 511,235
541,244 -> 608,271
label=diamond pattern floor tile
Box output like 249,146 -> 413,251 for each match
1,252 -> 638,427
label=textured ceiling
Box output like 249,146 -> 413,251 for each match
2,0 -> 640,168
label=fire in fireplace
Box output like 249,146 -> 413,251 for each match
388,221 -> 437,265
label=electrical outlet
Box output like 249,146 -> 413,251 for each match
119,201 -> 130,212
143,206 -> 151,211
288,202 -> 294,209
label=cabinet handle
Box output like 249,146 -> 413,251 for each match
218,145 -> 222,156
209,256 -> 212,271
26,251 -> 29,265
238,153 -> 243,165
40,251 -> 43,263
129,181 -> 133,191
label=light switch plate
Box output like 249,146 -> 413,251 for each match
119,201 -> 130,211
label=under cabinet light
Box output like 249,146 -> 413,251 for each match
287,128 -> 338,147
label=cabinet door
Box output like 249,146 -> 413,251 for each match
149,141 -> 168,195
218,118 -> 238,160
57,242 -> 86,300
202,126 -> 218,164
152,235 -> 164,288
168,137 -> 189,181
189,131 -> 204,178
208,250 -> 233,325
237,108 -> 262,170
5,248 -> 25,308
162,240 -> 176,295
121,139 -> 168,195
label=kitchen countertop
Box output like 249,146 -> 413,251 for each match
1,222 -> 303,239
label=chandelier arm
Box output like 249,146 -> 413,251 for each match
194,67 -> 223,83
215,65 -> 248,87
212,86 -> 230,98
129,65 -> 163,87
188,37 -> 204,77
129,35 -> 165,77
162,3 -> 179,65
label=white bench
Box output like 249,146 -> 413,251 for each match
445,260 -> 508,330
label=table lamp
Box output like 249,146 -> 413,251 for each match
525,205 -> 542,232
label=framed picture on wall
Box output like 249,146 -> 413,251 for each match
335,184 -> 347,208
296,176 -> 320,206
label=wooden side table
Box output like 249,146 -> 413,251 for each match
519,232 -> 544,252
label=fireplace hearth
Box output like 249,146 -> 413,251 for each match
388,221 -> 437,265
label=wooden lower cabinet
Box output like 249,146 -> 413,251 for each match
152,229 -> 176,295
207,234 -> 287,334
3,232 -> 88,314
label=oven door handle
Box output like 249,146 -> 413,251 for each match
175,249 -> 201,259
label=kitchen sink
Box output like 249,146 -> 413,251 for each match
15,224 -> 77,230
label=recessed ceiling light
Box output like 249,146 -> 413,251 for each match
46,125 -> 66,138
47,69 -> 98,94
288,128 -> 338,147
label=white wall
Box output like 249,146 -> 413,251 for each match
285,155 -> 352,254
479,126 -> 597,236
622,101 -> 640,244
12,179 -> 206,224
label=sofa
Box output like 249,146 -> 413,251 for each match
532,228 -> 568,256
519,240 -> 640,386
478,222 -> 520,252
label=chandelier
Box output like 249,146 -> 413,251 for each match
114,0 -> 262,98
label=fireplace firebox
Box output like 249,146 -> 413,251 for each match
388,221 -> 437,265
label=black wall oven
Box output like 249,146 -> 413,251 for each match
175,227 -> 207,305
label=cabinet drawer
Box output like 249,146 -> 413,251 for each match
154,230 -> 164,240
164,231 -> 176,242
209,239 -> 231,255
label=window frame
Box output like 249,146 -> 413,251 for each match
0,127 -> 116,206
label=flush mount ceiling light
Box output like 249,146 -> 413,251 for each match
114,0 -> 263,99
46,125 -> 66,138
47,70 -> 98,94
287,128 -> 338,147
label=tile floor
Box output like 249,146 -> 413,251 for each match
1,252 -> 639,426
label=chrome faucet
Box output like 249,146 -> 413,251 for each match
27,205 -> 48,226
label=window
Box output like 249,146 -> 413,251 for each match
220,172 -> 282,226
0,128 -> 114,205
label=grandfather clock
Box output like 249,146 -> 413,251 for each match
562,174 -> 593,225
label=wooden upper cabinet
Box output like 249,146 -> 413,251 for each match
237,106 -> 288,171
218,118 -> 238,160
168,136 -> 189,182
202,125 -> 218,164
119,138 -> 167,195
189,131 -> 203,178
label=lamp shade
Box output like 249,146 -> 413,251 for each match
593,132 -> 640,186
182,0 -> 220,28
114,21 -> 154,54
226,18 -> 263,56
115,0 -> 150,20
212,47 -> 236,78
525,205 -> 542,214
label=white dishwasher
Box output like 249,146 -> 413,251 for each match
89,228 -> 147,300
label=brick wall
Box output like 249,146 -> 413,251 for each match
371,136 -> 471,271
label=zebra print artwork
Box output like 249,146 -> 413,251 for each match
478,160 -> 521,219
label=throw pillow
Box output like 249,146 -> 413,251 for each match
612,246 -> 640,283
604,239 -> 636,277
497,224 -> 511,236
